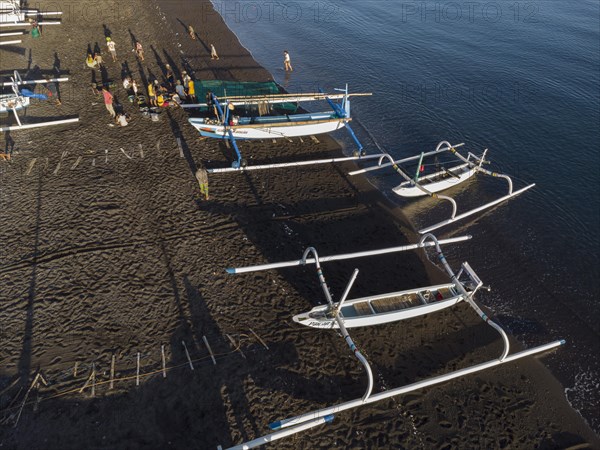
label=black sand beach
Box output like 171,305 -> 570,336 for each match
0,0 -> 598,448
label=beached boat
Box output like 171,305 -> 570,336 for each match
392,159 -> 479,197
226,235 -> 482,328
0,70 -> 78,131
293,277 -> 476,329
0,0 -> 61,26
224,233 -> 565,450
229,235 -> 483,329
185,81 -> 370,168
189,111 -> 349,140
350,141 -> 535,233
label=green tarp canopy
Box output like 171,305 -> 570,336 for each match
193,80 -> 280,99
192,80 -> 297,112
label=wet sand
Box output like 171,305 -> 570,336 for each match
0,0 -> 598,448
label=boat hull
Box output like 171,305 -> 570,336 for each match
188,115 -> 348,140
293,283 -> 463,329
392,163 -> 476,197
0,94 -> 29,113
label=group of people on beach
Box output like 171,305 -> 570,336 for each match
86,33 -> 206,126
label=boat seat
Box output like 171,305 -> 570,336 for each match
353,302 -> 374,316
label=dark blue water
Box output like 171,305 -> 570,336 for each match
213,0 -> 600,432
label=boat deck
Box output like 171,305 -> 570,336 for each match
343,287 -> 456,318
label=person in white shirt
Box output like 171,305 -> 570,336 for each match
284,50 -> 293,72
106,37 -> 117,62
210,44 -> 219,60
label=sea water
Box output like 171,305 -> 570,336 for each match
213,0 -> 600,432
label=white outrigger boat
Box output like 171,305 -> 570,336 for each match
0,0 -> 61,26
186,84 -> 370,168
222,234 -> 565,449
350,141 -> 535,233
293,273 -> 479,329
1,70 -> 78,132
227,235 -> 481,330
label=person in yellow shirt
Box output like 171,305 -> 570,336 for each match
147,82 -> 157,106
187,79 -> 196,102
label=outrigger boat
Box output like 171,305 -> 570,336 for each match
350,141 -> 535,233
293,272 -> 480,329
0,0 -> 61,26
0,70 -> 79,132
227,235 -> 479,330
222,234 -> 565,449
186,82 -> 370,168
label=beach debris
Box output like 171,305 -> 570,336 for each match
156,138 -> 161,151
136,352 -> 141,386
92,158 -> 95,167
299,137 -> 304,143
52,151 -> 68,175
79,363 -> 96,397
182,341 -> 194,370
25,158 -> 36,175
109,354 -> 115,390
161,345 -> 167,378
0,386 -> 22,426
73,361 -> 79,378
139,143 -> 144,159
120,147 -> 133,159
13,372 -> 47,428
226,334 -> 246,359
105,149 -> 108,164
310,135 -> 319,144
249,328 -> 269,350
176,137 -> 184,158
203,335 -> 217,366
70,156 -> 82,170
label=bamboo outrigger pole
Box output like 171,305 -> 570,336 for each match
207,153 -> 387,174
226,235 -> 472,274
224,340 -> 564,450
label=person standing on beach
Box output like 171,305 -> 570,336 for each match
182,71 -> 191,88
188,25 -> 196,40
134,41 -> 144,61
102,87 -> 116,117
195,168 -> 209,200
147,81 -> 157,106
284,50 -> 293,72
106,37 -> 117,62
165,64 -> 175,88
175,80 -> 186,100
210,44 -> 219,60
94,52 -> 103,68
187,78 -> 196,103
42,78 -> 61,106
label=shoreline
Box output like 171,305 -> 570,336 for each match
0,0 -> 598,448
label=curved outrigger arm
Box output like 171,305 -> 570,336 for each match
348,141 -> 466,176
450,147 -> 517,193
418,146 -> 536,234
210,94 -> 245,169
376,153 -> 459,219
301,247 -> 374,402
419,233 -> 510,361
322,84 -> 364,154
